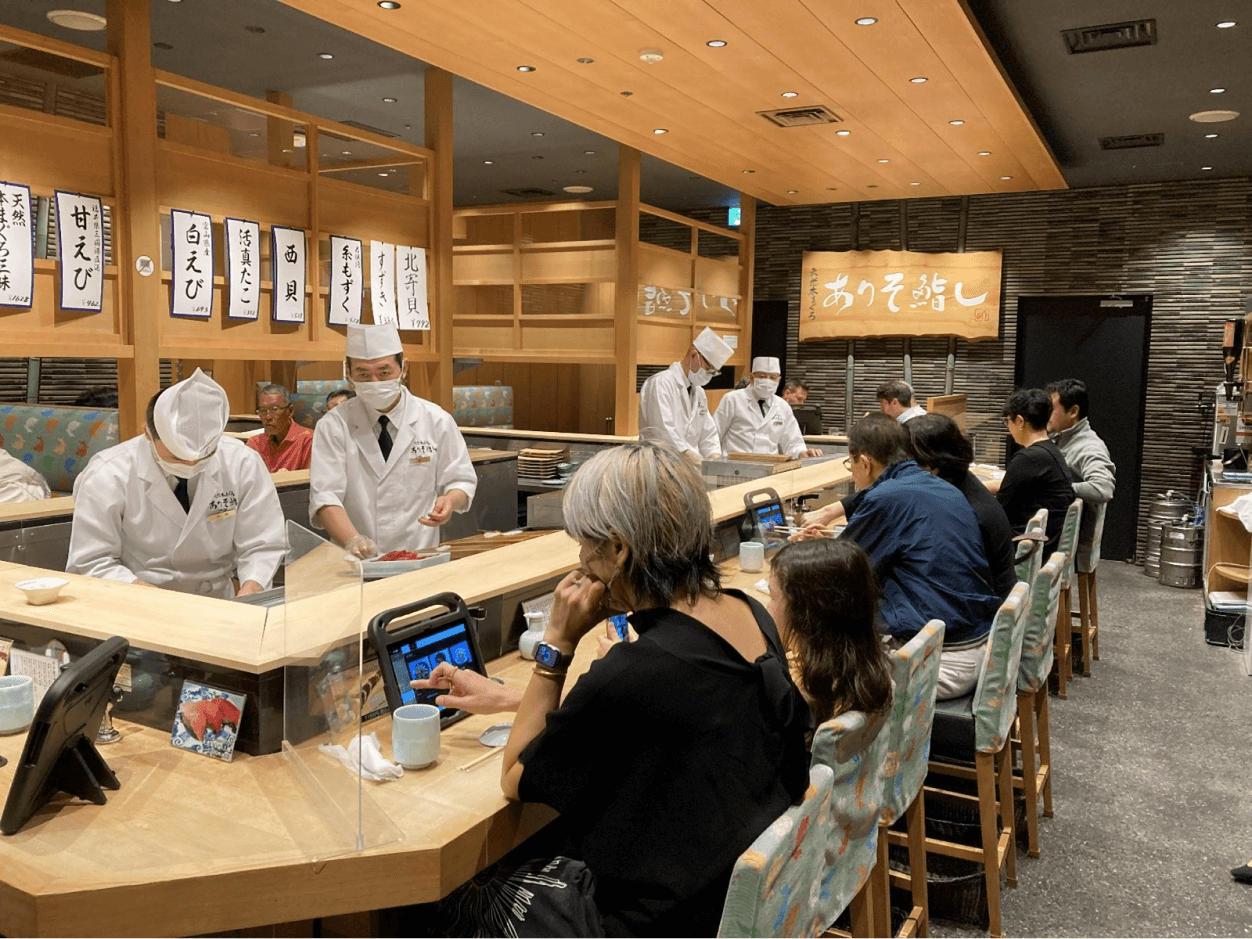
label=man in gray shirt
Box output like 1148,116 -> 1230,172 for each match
1047,378 -> 1116,505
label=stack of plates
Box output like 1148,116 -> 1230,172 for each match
518,447 -> 570,479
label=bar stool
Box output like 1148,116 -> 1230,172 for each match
1071,502 -> 1107,677
1053,499 -> 1083,698
1014,508 -> 1048,585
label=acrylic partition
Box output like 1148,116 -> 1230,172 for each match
259,521 -> 402,860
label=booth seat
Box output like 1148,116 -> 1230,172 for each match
286,382 -> 514,429
0,404 -> 119,494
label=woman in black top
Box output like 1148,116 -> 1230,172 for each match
997,389 -> 1077,557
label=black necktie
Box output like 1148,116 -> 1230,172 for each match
759,399 -> 768,417
378,415 -> 393,462
173,477 -> 190,513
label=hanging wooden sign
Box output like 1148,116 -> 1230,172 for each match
370,240 -> 398,326
0,182 -> 34,309
271,226 -> 306,323
800,249 -> 1002,341
328,235 -> 363,326
54,191 -> 104,313
170,209 -> 214,318
224,218 -> 260,320
397,245 -> 429,331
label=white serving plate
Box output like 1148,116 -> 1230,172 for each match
359,551 -> 451,578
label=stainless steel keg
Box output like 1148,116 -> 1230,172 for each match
1144,491 -> 1193,577
1158,521 -> 1204,588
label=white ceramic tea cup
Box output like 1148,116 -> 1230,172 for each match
739,540 -> 765,573
15,577 -> 68,606
0,675 -> 35,735
392,703 -> 441,769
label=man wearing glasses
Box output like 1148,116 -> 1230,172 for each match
639,327 -> 733,467
246,384 -> 314,472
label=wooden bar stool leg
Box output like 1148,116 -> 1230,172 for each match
1076,573 -> 1093,677
997,747 -> 1017,888
874,824 -> 891,938
1016,693 -> 1040,858
906,795 -> 929,938
1090,567 -> 1100,661
1053,586 -> 1070,699
1036,687 -> 1054,819
847,873 -> 874,938
975,753 -> 1004,938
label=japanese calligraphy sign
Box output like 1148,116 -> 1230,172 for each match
0,182 -> 34,309
800,249 -> 1002,341
397,245 -> 429,331
54,191 -> 104,313
225,218 -> 260,320
271,226 -> 306,323
638,284 -> 692,318
370,240 -> 398,326
329,235 -> 363,326
170,209 -> 214,318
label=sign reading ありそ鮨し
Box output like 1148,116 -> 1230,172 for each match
800,249 -> 1002,341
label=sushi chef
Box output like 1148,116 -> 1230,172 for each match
66,370 -> 286,597
309,323 -> 477,558
638,326 -> 733,466
714,356 -> 823,459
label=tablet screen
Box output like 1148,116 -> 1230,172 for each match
754,502 -> 786,533
387,621 -> 478,711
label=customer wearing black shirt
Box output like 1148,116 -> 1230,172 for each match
997,389 -> 1077,557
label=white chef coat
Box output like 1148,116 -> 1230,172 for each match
714,387 -> 807,458
0,450 -> 50,503
308,388 -> 477,553
638,362 -> 720,459
66,435 -> 286,598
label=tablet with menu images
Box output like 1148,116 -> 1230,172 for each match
368,592 -> 489,729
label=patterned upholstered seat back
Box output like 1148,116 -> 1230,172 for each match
1057,499 -> 1083,588
1018,553 -> 1064,692
1076,501 -> 1107,574
881,619 -> 945,825
452,385 -> 514,428
0,404 -> 119,493
972,583 -> 1029,753
718,764 -> 836,938
1014,507 -> 1048,585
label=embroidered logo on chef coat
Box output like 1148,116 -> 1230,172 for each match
409,439 -> 437,465
206,490 -> 239,522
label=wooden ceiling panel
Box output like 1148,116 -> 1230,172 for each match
286,0 -> 1064,204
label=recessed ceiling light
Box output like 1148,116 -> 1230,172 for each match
855,17 -> 878,26
1001,175 -> 1012,180
910,77 -> 928,84
1211,87 -> 1226,93
867,184 -> 879,188
949,119 -> 965,125
1217,21 -> 1237,28
378,1 -> 400,8
910,182 -> 920,186
531,131 -> 544,136
787,189 -> 798,194
620,90 -> 633,97
1203,165 -> 1214,170
378,172 -> 389,177
244,25 -> 265,33
154,41 -> 173,50
978,150 -> 992,156
342,150 -> 351,155
743,169 -> 755,173
563,185 -> 594,193
877,159 -> 889,163
249,132 -> 259,137
639,48 -> 664,64
382,97 -> 397,103
318,52 -> 334,59
577,57 -> 594,64
1191,109 -> 1240,122
584,150 -> 596,155
836,129 -> 851,136
706,39 -> 727,47
517,65 -> 536,72
781,91 -> 798,98
483,160 -> 494,165
827,187 -> 838,191
1206,133 -> 1219,138
46,9 -> 107,30
653,128 -> 668,134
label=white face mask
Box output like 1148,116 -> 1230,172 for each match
149,438 -> 210,479
352,378 -> 403,410
753,378 -> 779,399
687,367 -> 714,388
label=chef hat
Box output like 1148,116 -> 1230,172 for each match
345,323 -> 403,360
692,327 -> 733,371
752,356 -> 781,374
153,369 -> 229,461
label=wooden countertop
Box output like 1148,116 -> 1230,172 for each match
459,427 -> 638,445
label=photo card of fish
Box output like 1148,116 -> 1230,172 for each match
171,681 -> 246,762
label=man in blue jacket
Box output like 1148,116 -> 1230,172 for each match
840,414 -> 1001,699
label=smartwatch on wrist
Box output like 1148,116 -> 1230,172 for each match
533,641 -> 573,671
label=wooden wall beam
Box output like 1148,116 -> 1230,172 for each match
739,193 -> 756,365
424,68 -> 455,410
107,0 -> 162,437
614,145 -> 641,437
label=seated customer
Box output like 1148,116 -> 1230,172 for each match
908,414 -> 1017,601
998,389 -> 1077,557
768,538 -> 893,725
417,443 -> 811,936
0,449 -> 50,503
247,383 -> 313,472
838,414 -> 1000,699
325,388 -> 354,411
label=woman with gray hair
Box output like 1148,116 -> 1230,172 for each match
416,442 -> 811,936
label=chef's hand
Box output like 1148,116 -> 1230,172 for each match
546,570 -> 607,653
412,662 -> 521,714
237,580 -> 264,597
803,447 -> 824,458
420,494 -> 454,527
132,578 -> 156,587
345,534 -> 378,559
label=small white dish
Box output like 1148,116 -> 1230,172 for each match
15,577 -> 68,605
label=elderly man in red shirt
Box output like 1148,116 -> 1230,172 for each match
247,384 -> 313,472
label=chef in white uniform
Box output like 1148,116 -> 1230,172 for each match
638,327 -> 733,466
714,356 -> 823,459
66,370 -> 286,598
309,324 -> 477,557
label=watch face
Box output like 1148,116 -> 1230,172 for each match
535,643 -> 560,668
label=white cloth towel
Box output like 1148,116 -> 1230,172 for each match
319,731 -> 403,782
1218,492 -> 1252,532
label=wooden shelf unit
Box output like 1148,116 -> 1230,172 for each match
1206,480 -> 1252,595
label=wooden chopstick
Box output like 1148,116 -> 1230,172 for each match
459,748 -> 504,772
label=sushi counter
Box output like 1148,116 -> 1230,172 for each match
0,459 -> 851,937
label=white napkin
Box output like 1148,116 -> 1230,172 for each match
1218,493 -> 1252,532
754,578 -> 771,596
319,731 -> 404,782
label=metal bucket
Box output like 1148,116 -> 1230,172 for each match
1144,491 -> 1193,577
1158,521 -> 1204,588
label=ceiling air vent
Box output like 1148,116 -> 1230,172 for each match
501,187 -> 556,198
1099,133 -> 1164,150
1062,19 -> 1156,54
334,120 -> 399,139
758,105 -> 842,128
